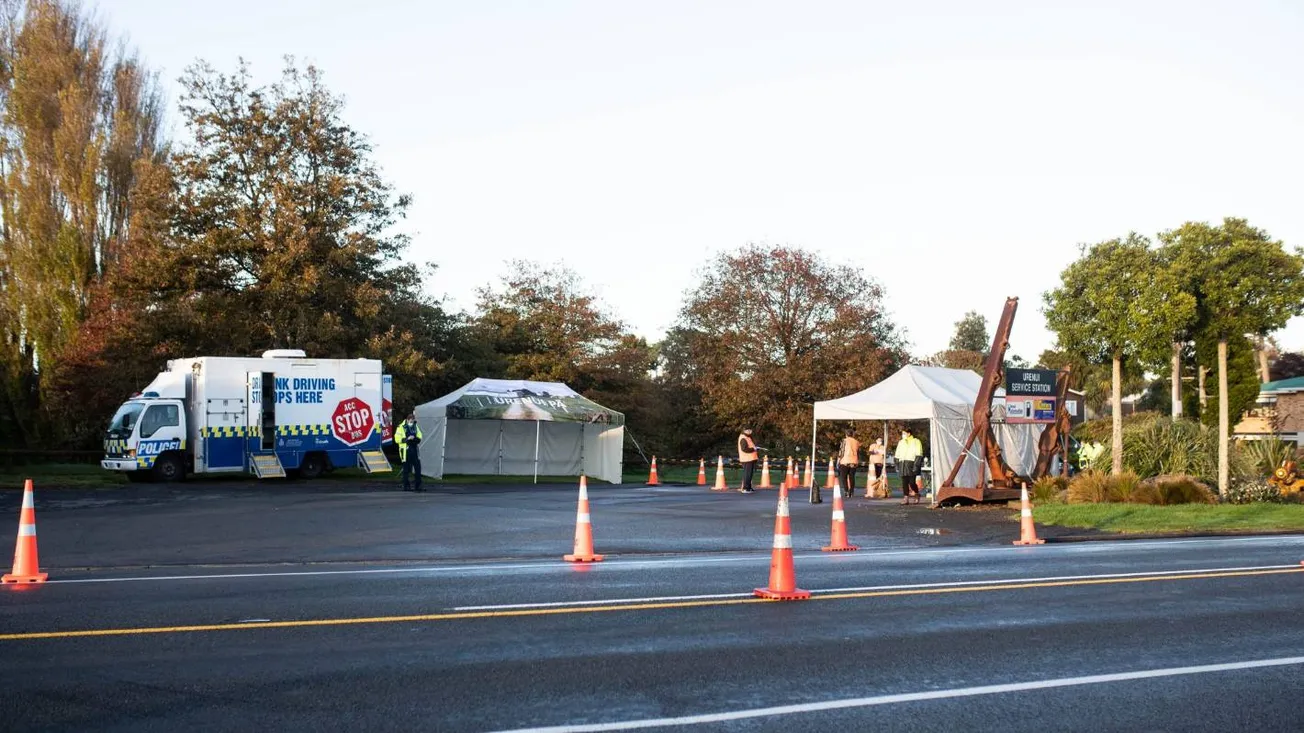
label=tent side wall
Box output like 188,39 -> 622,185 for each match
417,418 -> 624,483
584,425 -> 624,485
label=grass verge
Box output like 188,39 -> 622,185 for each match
1033,503 -> 1304,534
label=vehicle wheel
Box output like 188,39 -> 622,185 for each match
152,454 -> 185,483
299,452 -> 327,480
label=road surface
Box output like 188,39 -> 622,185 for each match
3,528 -> 1303,732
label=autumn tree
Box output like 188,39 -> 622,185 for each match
1043,234 -> 1194,474
0,0 -> 163,446
471,261 -> 656,431
46,59 -> 462,442
675,244 -> 907,453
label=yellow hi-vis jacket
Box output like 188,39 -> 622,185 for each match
395,421 -> 422,462
894,435 -> 923,463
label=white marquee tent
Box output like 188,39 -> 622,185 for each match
414,379 -> 624,484
812,365 -> 1042,489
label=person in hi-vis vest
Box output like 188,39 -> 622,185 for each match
894,429 -> 924,504
736,429 -> 758,493
395,413 -> 424,492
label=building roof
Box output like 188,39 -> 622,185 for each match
1260,376 -> 1304,395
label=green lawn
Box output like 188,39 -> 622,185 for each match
0,463 -> 126,489
1032,503 -> 1304,533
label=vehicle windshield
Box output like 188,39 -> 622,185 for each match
106,402 -> 145,438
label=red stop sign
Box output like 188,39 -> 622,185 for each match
331,398 -> 375,447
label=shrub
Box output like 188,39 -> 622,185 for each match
1031,476 -> 1068,504
1239,439 -> 1297,480
1092,415 -> 1256,484
1067,470 -> 1112,504
1143,474 -> 1217,505
1105,471 -> 1144,503
1223,479 -> 1284,505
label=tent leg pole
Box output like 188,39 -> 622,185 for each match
810,416 -> 817,488
534,420 -> 540,485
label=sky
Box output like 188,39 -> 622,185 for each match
106,0 -> 1304,361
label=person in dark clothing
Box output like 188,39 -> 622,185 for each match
395,413 -> 424,492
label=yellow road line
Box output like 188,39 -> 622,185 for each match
2,567 -> 1298,642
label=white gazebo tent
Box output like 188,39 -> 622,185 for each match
812,365 -> 1042,490
414,379 -> 624,484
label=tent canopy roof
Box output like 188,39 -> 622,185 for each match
415,378 -> 624,425
813,365 -> 985,421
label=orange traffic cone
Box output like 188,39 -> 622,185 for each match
822,486 -> 859,552
3,480 -> 47,584
784,457 -> 794,489
564,476 -> 604,562
697,458 -> 707,486
647,456 -> 660,486
754,485 -> 809,600
801,457 -> 810,488
1013,482 -> 1045,546
759,455 -> 772,488
825,457 -> 837,489
711,456 -> 729,491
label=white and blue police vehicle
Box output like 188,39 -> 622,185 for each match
101,350 -> 393,481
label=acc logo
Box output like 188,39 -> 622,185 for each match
331,399 -> 375,447
138,439 -> 182,456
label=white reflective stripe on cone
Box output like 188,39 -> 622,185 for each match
21,491 -> 34,509
772,534 -> 793,549
833,510 -> 845,521
18,524 -> 36,536
777,500 -> 790,517
577,513 -> 591,523
1022,509 -> 1033,518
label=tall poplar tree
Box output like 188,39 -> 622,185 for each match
0,0 -> 163,446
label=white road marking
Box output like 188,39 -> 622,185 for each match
487,655 -> 1304,732
447,564 -> 1300,611
40,534 -> 1304,585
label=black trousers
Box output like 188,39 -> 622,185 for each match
837,464 -> 857,495
401,453 -> 422,490
899,460 -> 918,495
741,460 -> 756,490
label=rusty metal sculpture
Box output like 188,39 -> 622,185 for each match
936,297 -> 1072,505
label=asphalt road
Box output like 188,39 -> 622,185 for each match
4,516 -> 1304,732
2,481 -> 1100,569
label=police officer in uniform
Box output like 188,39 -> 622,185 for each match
395,413 -> 424,492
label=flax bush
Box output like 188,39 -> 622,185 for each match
1093,415 -> 1255,484
1239,439 -> 1298,480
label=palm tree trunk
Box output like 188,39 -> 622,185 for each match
1218,339 -> 1229,496
1111,354 -> 1123,476
1170,341 -> 1182,418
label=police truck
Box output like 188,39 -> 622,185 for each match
101,350 -> 393,481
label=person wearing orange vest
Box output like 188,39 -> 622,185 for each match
837,430 -> 861,499
737,428 -> 759,493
